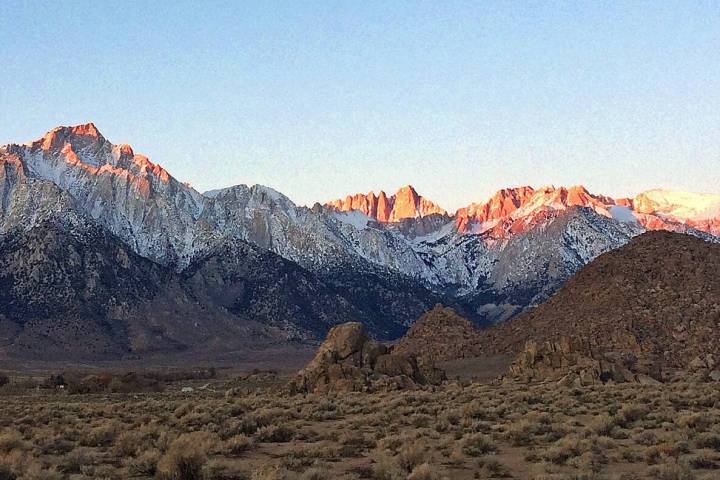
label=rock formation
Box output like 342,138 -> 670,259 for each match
325,185 -> 447,222
393,304 -> 483,361
503,337 -> 661,386
686,354 -> 720,382
288,322 -> 445,394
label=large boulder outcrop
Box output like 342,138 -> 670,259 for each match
503,337 -> 662,386
288,322 -> 446,394
682,354 -> 720,382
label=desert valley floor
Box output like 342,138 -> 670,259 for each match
1,359 -> 720,480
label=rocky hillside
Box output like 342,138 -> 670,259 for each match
0,215 -> 465,359
0,219 -> 303,359
0,220 -> 168,358
478,231 -> 720,369
393,305 -> 483,361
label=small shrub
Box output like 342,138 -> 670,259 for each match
156,432 -> 215,480
506,419 -> 536,446
79,423 -> 117,447
125,449 -> 160,476
407,463 -> 441,480
616,404 -> 649,426
647,463 -> 696,480
588,414 -> 616,436
686,452 -> 717,470
299,468 -> 331,480
0,431 -> 24,454
477,457 -> 510,477
371,455 -> 404,480
397,442 -> 427,472
225,435 -> 253,455
696,432 -> 720,451
114,430 -> 145,456
60,447 -> 95,474
339,431 -> 375,455
461,433 -> 496,457
255,425 -> 294,443
250,464 -> 293,480
542,437 -> 581,465
0,462 -> 16,480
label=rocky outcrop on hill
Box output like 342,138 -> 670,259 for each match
686,354 -> 720,382
479,231 -> 720,383
288,322 -> 445,394
393,305 -> 482,361
503,338 -> 661,386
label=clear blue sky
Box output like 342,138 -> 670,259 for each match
1,1 -> 718,210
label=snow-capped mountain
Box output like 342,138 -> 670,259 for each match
634,189 -> 720,221
632,189 -> 720,236
332,184 -> 718,240
0,123 -> 718,357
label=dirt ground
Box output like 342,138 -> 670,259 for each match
1,366 -> 719,480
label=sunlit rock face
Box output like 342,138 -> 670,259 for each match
454,185 -> 628,237
328,183 -> 720,240
326,185 -> 447,222
632,190 -> 720,236
455,186 -> 536,233
2,123 -> 203,266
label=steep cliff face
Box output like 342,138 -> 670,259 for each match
455,186 -> 536,233
326,185 -> 447,222
12,124 -> 204,265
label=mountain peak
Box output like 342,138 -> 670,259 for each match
39,122 -> 105,152
325,185 -> 446,222
396,184 -> 418,195
68,122 -> 102,138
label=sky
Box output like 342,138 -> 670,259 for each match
1,1 -> 718,211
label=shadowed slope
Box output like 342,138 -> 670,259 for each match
478,231 -> 720,368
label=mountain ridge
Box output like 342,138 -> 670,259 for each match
4,123 -> 718,243
1,123 -> 718,359
328,184 -> 720,238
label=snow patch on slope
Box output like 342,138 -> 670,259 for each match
609,205 -> 638,223
332,210 -> 372,230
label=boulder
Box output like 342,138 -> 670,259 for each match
689,356 -> 709,371
288,322 -> 446,394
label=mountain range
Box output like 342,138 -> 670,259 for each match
1,123 -> 718,359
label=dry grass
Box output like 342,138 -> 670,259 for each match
1,374 -> 720,479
